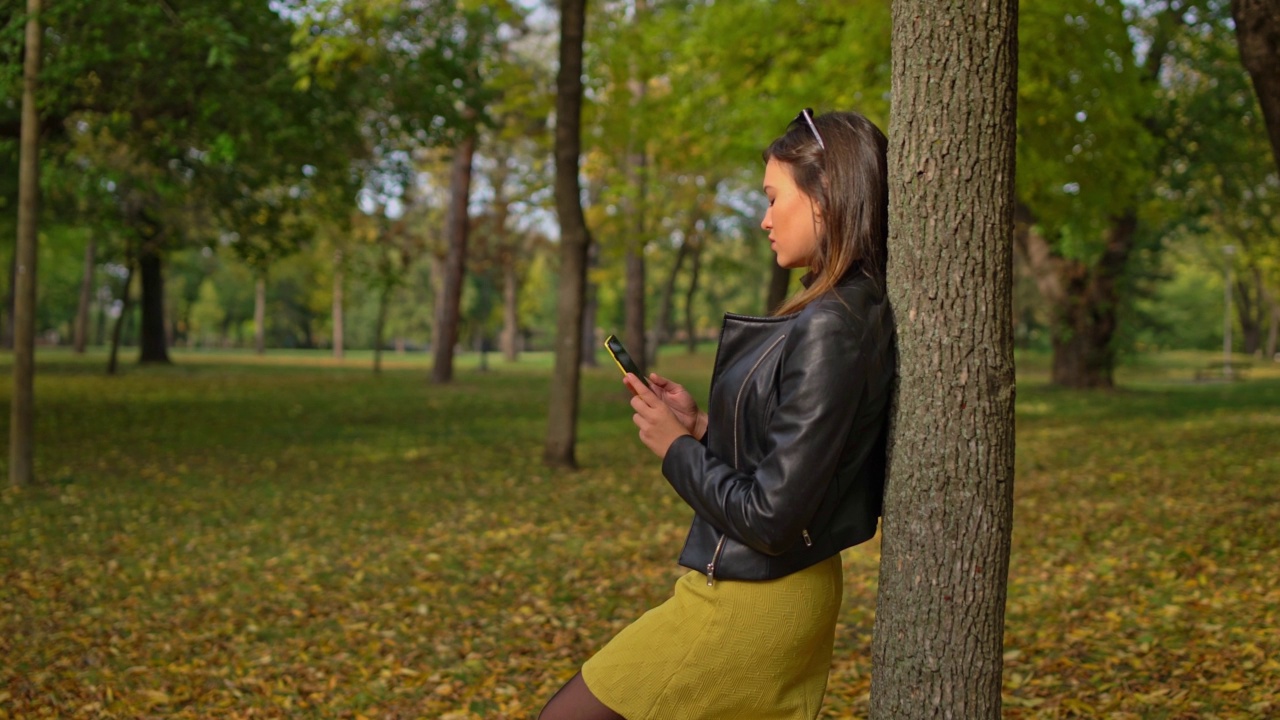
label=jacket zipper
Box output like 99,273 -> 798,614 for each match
711,327 -> 788,587
733,333 -> 788,469
803,529 -> 813,547
705,534 -> 727,586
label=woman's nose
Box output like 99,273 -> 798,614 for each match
760,209 -> 771,231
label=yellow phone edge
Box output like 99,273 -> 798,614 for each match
603,334 -> 630,379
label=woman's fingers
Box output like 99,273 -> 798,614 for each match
625,374 -> 662,407
650,373 -> 684,394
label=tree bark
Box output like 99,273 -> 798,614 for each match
683,238 -> 701,353
581,240 -> 600,367
432,132 -> 476,384
1048,212 -> 1136,388
9,0 -> 41,488
1263,282 -> 1279,360
1235,265 -> 1265,355
488,161 -> 519,363
74,235 -> 96,353
544,0 -> 592,468
1232,0 -> 1280,174
501,249 -> 520,361
253,274 -> 266,355
137,241 -> 171,364
871,0 -> 1018,718
95,284 -> 107,346
374,282 -> 390,375
648,231 -> 693,369
332,249 -> 345,359
623,48 -> 649,376
624,248 -> 646,374
3,253 -> 16,350
430,249 -> 445,350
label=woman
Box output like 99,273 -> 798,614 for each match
540,109 -> 894,720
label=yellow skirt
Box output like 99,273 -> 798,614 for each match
581,554 -> 843,720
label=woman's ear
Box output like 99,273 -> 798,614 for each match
809,195 -> 824,225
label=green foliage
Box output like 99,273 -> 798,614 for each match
1017,0 -> 1157,257
2,0 -> 1274,366
33,225 -> 92,339
188,278 -> 226,346
0,350 -> 1277,717
654,0 -> 891,167
1127,241 -> 1229,351
1149,1 -> 1279,285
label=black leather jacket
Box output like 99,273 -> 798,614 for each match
661,271 -> 894,583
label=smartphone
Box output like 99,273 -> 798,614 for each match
603,334 -> 650,389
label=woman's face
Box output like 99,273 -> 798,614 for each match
760,158 -> 821,269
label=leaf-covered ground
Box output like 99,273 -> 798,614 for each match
2,349 -> 1277,719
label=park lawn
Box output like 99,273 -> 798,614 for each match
1,348 -> 1277,719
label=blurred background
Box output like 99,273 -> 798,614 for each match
0,0 -> 1275,385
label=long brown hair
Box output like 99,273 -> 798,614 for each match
764,110 -> 888,316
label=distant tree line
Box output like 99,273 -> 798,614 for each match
2,0 -> 1278,382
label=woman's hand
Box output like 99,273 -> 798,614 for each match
625,374 -> 695,459
646,373 -> 708,440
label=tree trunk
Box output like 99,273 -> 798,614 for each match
74,235 -> 96,353
870,0 -> 1018,717
1049,212 -> 1136,388
1232,0 -> 1280,174
430,251 -> 445,351
766,263 -> 791,315
253,274 -> 266,355
581,240 -> 600,367
623,52 -> 649,376
95,284 -> 107,346
624,248 -> 646,375
137,241 -> 170,364
3,253 -> 16,350
374,283 -> 390,375
501,249 -> 519,361
9,0 -> 42,488
488,161 -> 519,364
332,249 -> 345,359
1263,283 -> 1278,360
108,259 -> 134,377
683,238 -> 702,353
431,132 -> 477,384
648,234 -> 692,369
544,0 -> 592,468
1235,265 -> 1265,355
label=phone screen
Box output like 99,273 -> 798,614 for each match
604,334 -> 649,387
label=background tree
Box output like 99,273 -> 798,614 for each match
545,0 -> 592,468
429,5 -> 517,384
0,0 -> 365,365
1231,0 -> 1280,173
870,0 -> 1019,717
1012,0 -> 1161,387
431,127 -> 478,383
8,0 -> 40,488
1154,10 -> 1279,357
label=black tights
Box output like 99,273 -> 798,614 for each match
539,672 -> 626,720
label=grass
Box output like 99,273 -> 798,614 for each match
1,346 -> 1278,719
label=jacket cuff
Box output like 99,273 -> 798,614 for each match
662,434 -> 705,488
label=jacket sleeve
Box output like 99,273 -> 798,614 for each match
660,303 -> 869,556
